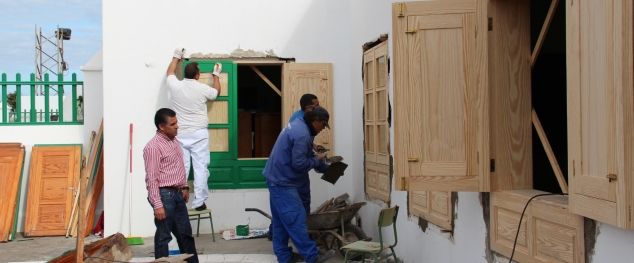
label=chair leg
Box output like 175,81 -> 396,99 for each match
196,215 -> 201,237
209,212 -> 215,242
390,247 -> 397,262
344,250 -> 349,263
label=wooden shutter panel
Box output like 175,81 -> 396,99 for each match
566,0 -> 634,228
282,63 -> 334,153
0,145 -> 25,241
393,0 -> 489,192
491,191 -> 585,263
24,145 -> 81,236
409,191 -> 453,230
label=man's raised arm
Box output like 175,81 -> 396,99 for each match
166,48 -> 185,76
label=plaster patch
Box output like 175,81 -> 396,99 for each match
191,48 -> 277,59
480,192 -> 494,263
584,218 -> 598,263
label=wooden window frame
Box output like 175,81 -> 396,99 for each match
363,40 -> 392,203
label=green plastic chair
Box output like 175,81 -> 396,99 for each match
342,206 -> 399,262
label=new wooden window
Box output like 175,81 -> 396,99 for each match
363,41 -> 391,202
566,0 -> 634,229
184,61 -> 333,189
392,0 -> 532,192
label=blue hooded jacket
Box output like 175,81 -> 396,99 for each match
263,118 -> 328,187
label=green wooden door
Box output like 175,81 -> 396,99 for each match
183,60 -> 266,189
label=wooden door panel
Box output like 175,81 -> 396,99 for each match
0,146 -> 25,241
24,146 -> 80,236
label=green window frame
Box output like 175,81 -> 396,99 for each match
183,60 -> 267,189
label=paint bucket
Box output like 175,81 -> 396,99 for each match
236,224 -> 249,236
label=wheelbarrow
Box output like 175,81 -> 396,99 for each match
245,202 -> 369,253
307,202 -> 369,252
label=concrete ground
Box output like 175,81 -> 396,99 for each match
0,233 -> 344,262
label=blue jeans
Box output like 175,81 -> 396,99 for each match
153,188 -> 198,263
269,184 -> 318,263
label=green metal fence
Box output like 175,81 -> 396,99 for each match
0,73 -> 83,125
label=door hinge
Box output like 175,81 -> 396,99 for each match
607,173 -> 617,182
488,17 -> 493,31
400,177 -> 408,189
629,205 -> 632,223
398,3 -> 406,17
490,159 -> 495,172
405,27 -> 417,34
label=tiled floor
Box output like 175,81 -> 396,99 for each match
1,233 -> 343,262
129,254 -> 277,263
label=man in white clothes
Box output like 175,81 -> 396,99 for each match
166,48 -> 222,211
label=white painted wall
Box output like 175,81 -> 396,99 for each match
100,0 -> 634,262
81,50 -> 105,224
102,0 -> 355,237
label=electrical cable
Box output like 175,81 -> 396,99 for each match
508,193 -> 567,263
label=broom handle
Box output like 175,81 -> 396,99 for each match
129,123 -> 133,236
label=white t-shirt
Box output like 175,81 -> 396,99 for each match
166,75 -> 219,133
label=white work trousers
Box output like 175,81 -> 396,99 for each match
177,128 -> 210,208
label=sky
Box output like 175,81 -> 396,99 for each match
0,0 -> 101,79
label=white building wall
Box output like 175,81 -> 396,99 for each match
101,0 -> 634,262
102,0 -> 355,237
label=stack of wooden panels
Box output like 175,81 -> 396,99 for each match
68,121 -> 104,237
0,143 -> 26,242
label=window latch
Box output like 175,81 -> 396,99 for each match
607,173 -> 617,182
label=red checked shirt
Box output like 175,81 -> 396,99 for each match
143,131 -> 188,209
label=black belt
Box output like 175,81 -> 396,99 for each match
160,186 -> 181,192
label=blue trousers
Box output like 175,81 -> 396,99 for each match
153,188 -> 199,263
269,184 -> 318,263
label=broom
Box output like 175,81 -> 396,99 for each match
127,123 -> 144,245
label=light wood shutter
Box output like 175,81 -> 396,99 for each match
364,41 -> 391,202
393,0 -> 489,191
282,63 -> 334,153
409,191 -> 453,230
24,145 -> 81,236
566,0 -> 634,228
0,144 -> 25,241
491,190 -> 585,263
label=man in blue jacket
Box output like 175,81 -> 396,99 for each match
263,106 -> 334,263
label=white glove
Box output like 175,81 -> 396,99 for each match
173,48 -> 185,59
212,63 -> 222,77
182,50 -> 191,60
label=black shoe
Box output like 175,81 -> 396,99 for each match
290,251 -> 304,262
194,203 -> 207,211
314,249 -> 336,263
